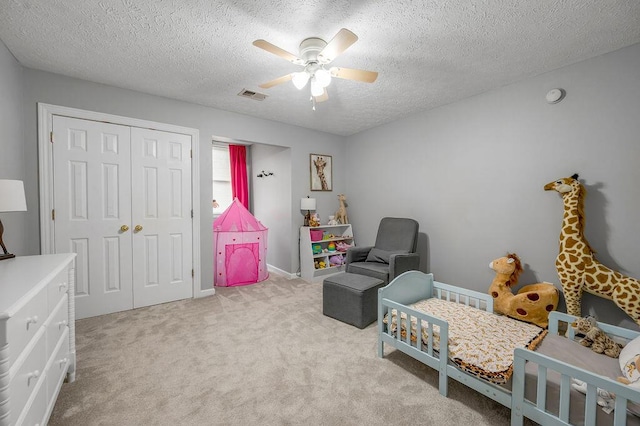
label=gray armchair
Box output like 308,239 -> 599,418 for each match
345,217 -> 420,285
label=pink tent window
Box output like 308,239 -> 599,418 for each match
213,198 -> 268,286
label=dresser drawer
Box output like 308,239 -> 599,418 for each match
7,286 -> 48,366
9,330 -> 46,426
45,296 -> 69,359
47,268 -> 69,314
16,375 -> 47,426
46,328 -> 70,412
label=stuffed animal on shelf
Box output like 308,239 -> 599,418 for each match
327,215 -> 338,226
309,213 -> 321,227
545,174 -> 640,326
335,241 -> 351,252
335,194 -> 348,224
329,255 -> 344,267
488,253 -> 559,328
571,316 -> 622,358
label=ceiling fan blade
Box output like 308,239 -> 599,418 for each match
314,89 -> 329,103
253,39 -> 304,65
317,28 -> 358,64
259,74 -> 293,89
330,67 -> 378,83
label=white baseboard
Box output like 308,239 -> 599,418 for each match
195,287 -> 215,298
267,264 -> 298,280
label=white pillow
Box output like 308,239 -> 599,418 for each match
619,335 -> 640,386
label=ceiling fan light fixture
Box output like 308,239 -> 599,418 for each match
314,68 -> 331,88
310,78 -> 324,97
292,71 -> 310,90
253,28 -> 377,106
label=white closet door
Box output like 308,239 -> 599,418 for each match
130,128 -> 193,308
52,116 -> 134,318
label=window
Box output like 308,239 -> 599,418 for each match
212,144 -> 232,215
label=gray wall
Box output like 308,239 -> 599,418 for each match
0,40 -> 27,255
251,143 -> 292,272
345,43 -> 640,328
18,69 -> 346,290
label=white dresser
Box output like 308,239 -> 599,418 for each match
0,254 -> 76,426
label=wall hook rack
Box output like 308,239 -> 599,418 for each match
257,170 -> 274,178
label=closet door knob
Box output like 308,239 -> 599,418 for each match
134,225 -> 143,233
59,282 -> 68,292
26,316 -> 39,326
120,225 -> 129,232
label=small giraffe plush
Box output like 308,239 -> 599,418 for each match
571,316 -> 622,358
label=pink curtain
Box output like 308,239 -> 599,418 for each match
229,145 -> 249,209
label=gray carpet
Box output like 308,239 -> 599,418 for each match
49,274 -> 518,425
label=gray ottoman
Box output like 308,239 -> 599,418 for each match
323,273 -> 385,329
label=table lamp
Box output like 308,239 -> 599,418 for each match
0,179 -> 27,260
300,196 -> 316,227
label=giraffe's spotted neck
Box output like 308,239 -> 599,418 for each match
561,191 -> 581,233
559,182 -> 593,254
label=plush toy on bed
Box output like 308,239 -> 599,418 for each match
616,335 -> 640,388
488,253 -> 559,328
618,354 -> 640,385
571,316 -> 622,358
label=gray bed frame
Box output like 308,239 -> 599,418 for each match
377,271 -> 640,426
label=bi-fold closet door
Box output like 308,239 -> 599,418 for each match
52,115 -> 193,319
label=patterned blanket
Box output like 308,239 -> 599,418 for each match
385,298 -> 547,384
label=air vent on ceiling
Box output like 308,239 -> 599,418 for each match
238,89 -> 268,101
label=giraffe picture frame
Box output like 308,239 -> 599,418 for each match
310,154 -> 332,191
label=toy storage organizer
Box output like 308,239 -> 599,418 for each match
214,198 -> 269,286
300,224 -> 354,282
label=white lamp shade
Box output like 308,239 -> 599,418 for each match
0,180 -> 27,212
300,197 -> 316,211
292,72 -> 310,90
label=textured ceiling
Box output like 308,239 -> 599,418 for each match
1,1 -> 640,136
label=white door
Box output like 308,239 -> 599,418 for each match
53,116 -> 134,318
52,117 -> 193,318
130,128 -> 193,308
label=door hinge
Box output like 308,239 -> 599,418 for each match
192,269 -> 194,277
191,210 -> 193,218
51,209 -> 55,220
190,149 -> 192,158
50,131 -> 54,143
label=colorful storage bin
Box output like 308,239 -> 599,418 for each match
310,229 -> 324,241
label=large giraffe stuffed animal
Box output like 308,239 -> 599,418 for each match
544,174 -> 640,326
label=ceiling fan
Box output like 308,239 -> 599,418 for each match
253,28 -> 378,108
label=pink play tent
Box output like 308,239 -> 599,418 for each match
213,198 -> 269,286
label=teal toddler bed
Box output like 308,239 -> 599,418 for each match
377,271 -> 640,425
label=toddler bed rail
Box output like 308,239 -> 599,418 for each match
377,271 -> 512,406
512,311 -> 640,426
378,271 -> 640,426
